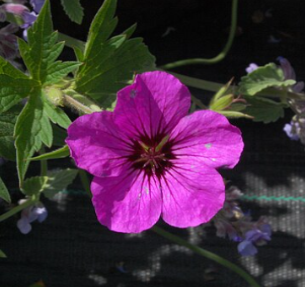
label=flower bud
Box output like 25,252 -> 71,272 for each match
45,87 -> 64,107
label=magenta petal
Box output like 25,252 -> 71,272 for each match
114,71 -> 191,138
170,110 -> 244,169
66,111 -> 133,177
91,172 -> 162,233
160,160 -> 225,227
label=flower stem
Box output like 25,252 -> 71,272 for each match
170,72 -> 224,92
0,196 -> 37,223
40,147 -> 48,177
151,225 -> 261,287
159,0 -> 239,69
63,93 -> 102,114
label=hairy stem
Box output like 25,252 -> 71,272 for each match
64,94 -> 102,114
151,225 -> 261,287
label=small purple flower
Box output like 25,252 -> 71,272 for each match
0,3 -> 28,20
21,10 -> 37,40
2,0 -> 27,4
238,223 -> 271,256
283,122 -> 300,141
214,218 -> 239,240
277,57 -> 304,93
30,0 -> 45,13
245,63 -> 259,74
17,202 -> 48,234
0,24 -> 19,60
66,71 -> 244,233
21,0 -> 45,40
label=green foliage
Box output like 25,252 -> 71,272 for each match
239,64 -> 296,96
42,95 -> 71,129
30,145 -> 70,161
44,61 -> 81,86
15,92 -> 47,183
0,56 -> 28,78
0,177 -> 11,203
75,0 -> 156,108
52,125 -> 67,147
210,94 -> 234,111
0,75 -> 36,112
84,0 -> 118,56
43,169 -> 78,198
21,176 -> 49,196
18,0 -> 79,85
0,249 -> 6,258
19,169 -> 77,198
243,97 -> 285,123
60,0 -> 84,24
18,1 -> 53,83
13,0 -> 79,184
218,110 -> 253,119
0,105 -> 23,160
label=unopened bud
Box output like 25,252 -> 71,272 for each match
45,87 -> 64,107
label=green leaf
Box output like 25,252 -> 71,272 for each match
14,91 -> 48,183
73,46 -> 84,62
43,169 -> 78,198
209,94 -> 234,111
21,176 -> 48,196
30,145 -> 70,161
52,125 -> 67,146
75,0 -> 156,108
0,75 -> 35,112
60,0 -> 84,24
218,110 -> 253,119
18,0 -> 53,83
243,97 -> 285,123
210,79 -> 233,106
18,0 -> 79,86
40,110 -> 53,148
43,97 -> 71,129
239,63 -> 296,96
44,61 -> 81,85
84,0 -> 118,57
0,56 -> 28,79
0,249 -> 6,258
0,104 -> 22,160
76,36 -> 156,108
0,177 -> 11,203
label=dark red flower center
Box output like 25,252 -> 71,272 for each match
130,134 -> 175,177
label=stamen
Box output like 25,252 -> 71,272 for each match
138,140 -> 150,152
155,135 -> 170,152
131,134 -> 173,175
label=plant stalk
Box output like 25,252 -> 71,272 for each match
0,196 -> 37,222
151,225 -> 261,287
159,0 -> 239,69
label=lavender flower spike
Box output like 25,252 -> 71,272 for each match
30,0 -> 45,13
238,223 -> 271,256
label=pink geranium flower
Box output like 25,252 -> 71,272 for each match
66,71 -> 244,233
